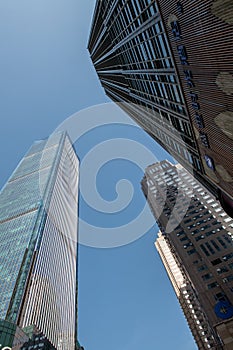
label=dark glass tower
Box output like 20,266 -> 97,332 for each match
142,160 -> 233,349
88,0 -> 233,217
0,132 -> 79,349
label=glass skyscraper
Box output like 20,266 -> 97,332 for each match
88,0 -> 233,217
0,132 -> 79,349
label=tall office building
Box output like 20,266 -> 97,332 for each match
142,160 -> 233,349
88,0 -> 233,216
156,231 -> 222,350
0,132 -> 79,349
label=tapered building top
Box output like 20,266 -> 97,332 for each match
0,132 -> 79,349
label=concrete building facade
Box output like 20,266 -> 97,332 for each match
142,160 -> 233,349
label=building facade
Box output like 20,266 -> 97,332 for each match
88,0 -> 233,216
142,160 -> 233,349
20,330 -> 57,350
0,132 -> 79,349
0,319 -> 29,350
156,232 -> 222,350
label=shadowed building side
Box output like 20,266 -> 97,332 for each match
142,160 -> 233,349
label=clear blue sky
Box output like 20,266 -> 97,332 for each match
0,1 -> 197,349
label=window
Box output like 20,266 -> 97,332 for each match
195,235 -> 205,241
224,217 -> 232,223
207,199 -> 214,205
223,275 -> 233,282
187,248 -> 196,255
203,195 -> 210,199
223,253 -> 233,261
217,237 -> 227,249
217,266 -> 229,274
205,242 -> 215,254
180,236 -> 189,241
197,264 -> 208,271
202,273 -> 213,281
215,292 -> 227,302
183,242 -> 192,249
200,244 -> 210,256
207,282 -> 219,289
211,258 -> 222,266
211,203 -> 218,208
211,240 -> 221,252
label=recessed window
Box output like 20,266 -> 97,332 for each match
207,282 -> 219,289
197,264 -> 208,271
202,273 -> 213,281
211,258 -> 222,266
217,266 -> 229,274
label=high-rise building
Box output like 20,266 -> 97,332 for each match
0,319 -> 29,350
20,328 -> 56,350
0,132 -> 79,350
156,231 -> 222,350
88,0 -> 233,216
142,160 -> 233,349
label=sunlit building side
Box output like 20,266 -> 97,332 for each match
0,132 -> 79,349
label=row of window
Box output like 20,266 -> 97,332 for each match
106,87 -> 202,171
11,145 -> 58,182
0,168 -> 49,221
108,0 -> 158,45
117,23 -> 172,70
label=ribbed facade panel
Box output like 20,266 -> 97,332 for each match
20,136 -> 79,349
157,0 -> 233,210
89,0 -> 233,216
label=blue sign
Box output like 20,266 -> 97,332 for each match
214,301 -> 233,320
